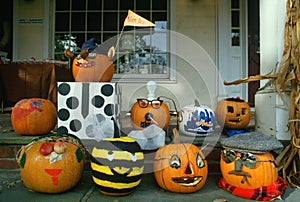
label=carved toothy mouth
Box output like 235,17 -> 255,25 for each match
229,118 -> 241,123
172,176 -> 203,186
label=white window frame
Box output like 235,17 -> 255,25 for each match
51,0 -> 176,83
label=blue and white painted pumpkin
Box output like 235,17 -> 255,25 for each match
179,99 -> 216,136
91,118 -> 144,196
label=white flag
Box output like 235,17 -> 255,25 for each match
123,10 -> 156,27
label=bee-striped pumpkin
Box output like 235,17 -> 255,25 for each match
91,118 -> 144,196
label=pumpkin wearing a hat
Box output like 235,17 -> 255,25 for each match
218,132 -> 287,201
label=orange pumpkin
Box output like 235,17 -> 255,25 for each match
16,133 -> 85,193
130,98 -> 170,130
72,54 -> 114,82
215,97 -> 250,129
220,149 -> 278,189
154,129 -> 208,193
11,98 -> 57,135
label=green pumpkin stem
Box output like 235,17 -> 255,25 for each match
172,128 -> 180,144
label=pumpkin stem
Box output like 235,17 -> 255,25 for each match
194,99 -> 200,107
172,128 -> 180,144
111,117 -> 126,138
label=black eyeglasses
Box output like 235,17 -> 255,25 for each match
221,149 -> 276,169
137,98 -> 163,109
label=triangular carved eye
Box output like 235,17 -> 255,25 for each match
196,153 -> 205,168
169,155 -> 181,169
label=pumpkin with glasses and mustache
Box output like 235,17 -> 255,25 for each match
220,149 -> 278,189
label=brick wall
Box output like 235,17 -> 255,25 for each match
0,145 -> 21,169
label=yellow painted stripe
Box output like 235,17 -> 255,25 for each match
92,148 -> 144,161
91,162 -> 113,175
104,136 -> 136,142
92,176 -> 141,189
91,162 -> 144,176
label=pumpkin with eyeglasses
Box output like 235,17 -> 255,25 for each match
220,149 -> 278,189
130,98 -> 170,130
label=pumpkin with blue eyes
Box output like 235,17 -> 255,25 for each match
153,129 -> 208,193
90,118 -> 144,196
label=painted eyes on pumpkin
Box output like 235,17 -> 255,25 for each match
196,153 -> 205,168
169,155 -> 181,169
107,151 -> 114,161
130,153 -> 137,162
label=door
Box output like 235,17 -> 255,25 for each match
217,0 -> 247,101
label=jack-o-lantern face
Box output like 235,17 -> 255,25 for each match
220,149 -> 278,189
215,97 -> 250,129
130,98 -> 170,130
17,134 -> 85,193
72,53 -> 114,82
154,129 -> 208,193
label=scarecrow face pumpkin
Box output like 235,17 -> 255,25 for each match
11,98 -> 57,135
220,149 -> 278,189
215,97 -> 250,129
72,53 -> 114,82
16,134 -> 85,193
154,129 -> 208,193
130,98 -> 170,130
91,118 -> 144,196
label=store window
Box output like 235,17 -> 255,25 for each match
54,0 -> 174,81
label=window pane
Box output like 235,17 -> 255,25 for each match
56,0 -> 70,11
72,0 -> 86,10
231,11 -> 239,27
71,12 -> 85,31
103,12 -> 118,31
73,33 -> 85,48
87,12 -> 101,30
88,0 -> 102,10
231,0 -> 239,9
153,12 -> 167,23
103,0 -> 118,10
136,0 -> 150,10
55,13 -> 70,31
232,29 -> 240,46
87,33 -> 101,44
153,0 -> 167,10
120,0 -> 134,10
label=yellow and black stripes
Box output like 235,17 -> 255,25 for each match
91,136 -> 144,195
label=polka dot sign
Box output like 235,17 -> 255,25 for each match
57,82 -> 121,140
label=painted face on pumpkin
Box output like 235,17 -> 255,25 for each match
220,149 -> 278,189
154,143 -> 208,193
130,98 -> 170,130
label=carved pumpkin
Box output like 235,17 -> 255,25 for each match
220,149 -> 278,189
91,118 -> 144,196
215,97 -> 250,129
72,52 -> 114,82
16,133 -> 85,193
130,98 -> 170,130
154,128 -> 208,193
11,98 -> 57,135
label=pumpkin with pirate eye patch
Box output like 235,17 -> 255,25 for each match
90,118 -> 144,196
215,97 -> 250,129
153,128 -> 208,193
220,149 -> 278,189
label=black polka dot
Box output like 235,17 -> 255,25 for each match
58,83 -> 71,96
101,84 -> 114,96
92,95 -> 104,108
70,119 -> 82,132
56,126 -> 69,134
66,97 -> 79,109
57,108 -> 70,121
104,104 -> 114,116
